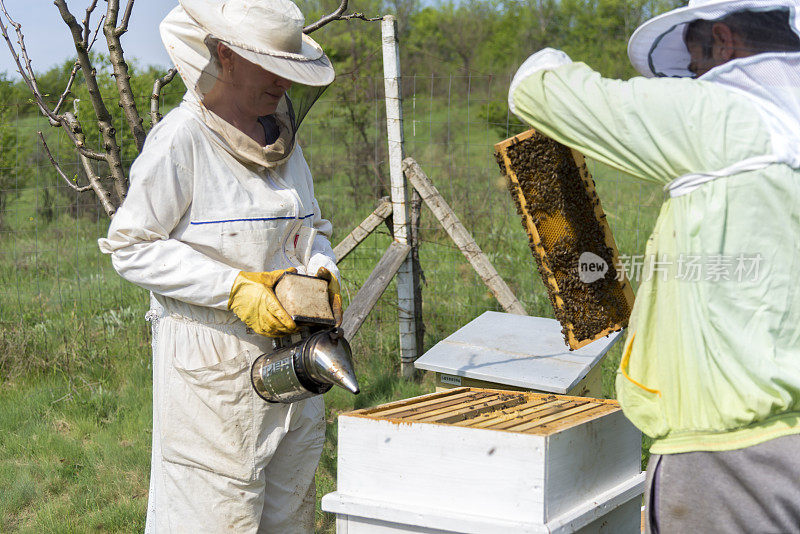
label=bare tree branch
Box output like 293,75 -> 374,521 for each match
1,0 -> 138,215
115,0 -> 135,36
77,160 -> 116,217
303,0 -> 348,34
0,0 -> 54,123
0,2 -> 119,170
151,68 -> 177,126
64,106 -> 117,217
339,13 -> 382,23
0,2 -> 35,83
41,131 -> 115,217
77,145 -> 111,161
82,0 -> 99,46
304,2 -> 381,34
76,146 -> 108,162
38,131 -> 93,193
61,111 -> 109,162
54,14 -> 104,116
54,0 -> 128,203
104,0 -> 146,152
88,13 -> 105,50
53,62 -> 79,116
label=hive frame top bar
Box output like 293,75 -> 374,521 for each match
345,387 -> 621,436
494,129 -> 635,349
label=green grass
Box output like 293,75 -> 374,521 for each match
0,89 -> 663,531
0,353 -> 152,533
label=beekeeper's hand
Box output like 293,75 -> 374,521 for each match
316,267 -> 343,327
228,268 -> 299,337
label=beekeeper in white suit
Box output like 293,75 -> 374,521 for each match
98,0 -> 341,531
508,0 -> 800,532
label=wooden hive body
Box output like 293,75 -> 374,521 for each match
322,388 -> 644,533
494,130 -> 635,349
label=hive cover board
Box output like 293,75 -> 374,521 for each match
414,311 -> 621,394
494,129 -> 635,350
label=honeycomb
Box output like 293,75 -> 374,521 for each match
351,387 -> 621,435
494,129 -> 634,349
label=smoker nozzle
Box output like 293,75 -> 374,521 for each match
310,328 -> 360,395
329,368 -> 360,395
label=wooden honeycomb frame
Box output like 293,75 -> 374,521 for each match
348,387 -> 621,435
494,129 -> 635,350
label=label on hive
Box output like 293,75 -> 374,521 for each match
494,129 -> 635,350
440,374 -> 462,386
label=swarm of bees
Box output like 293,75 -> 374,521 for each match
494,130 -> 633,349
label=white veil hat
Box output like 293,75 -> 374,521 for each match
160,0 -> 334,100
628,0 -> 800,77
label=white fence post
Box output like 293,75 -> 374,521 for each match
382,15 -> 418,378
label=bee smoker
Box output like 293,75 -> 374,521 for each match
250,327 -> 359,403
249,272 -> 359,403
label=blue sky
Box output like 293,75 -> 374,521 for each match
0,1 -> 177,78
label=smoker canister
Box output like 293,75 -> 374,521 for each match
250,328 -> 359,403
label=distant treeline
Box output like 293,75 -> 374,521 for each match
305,0 -> 683,80
0,0 -> 682,224
0,0 -> 682,110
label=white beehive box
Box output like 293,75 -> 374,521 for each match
414,312 -> 622,397
322,388 -> 644,533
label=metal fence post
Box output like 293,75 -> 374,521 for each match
382,15 -> 419,378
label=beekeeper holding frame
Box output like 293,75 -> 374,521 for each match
508,0 -> 800,531
99,0 -> 341,531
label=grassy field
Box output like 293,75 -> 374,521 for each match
0,84 -> 662,532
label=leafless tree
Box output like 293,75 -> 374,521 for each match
0,0 -> 374,217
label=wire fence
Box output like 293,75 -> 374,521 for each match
302,72 -> 664,355
0,72 -> 664,378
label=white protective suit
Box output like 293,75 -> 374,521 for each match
98,5 -> 338,532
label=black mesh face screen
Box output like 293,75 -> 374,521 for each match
287,83 -> 329,130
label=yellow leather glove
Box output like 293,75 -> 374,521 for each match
316,267 -> 343,327
228,268 -> 299,337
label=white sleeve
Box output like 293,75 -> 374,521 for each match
98,143 -> 239,310
508,48 -> 572,116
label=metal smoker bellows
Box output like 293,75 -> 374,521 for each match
250,273 -> 360,403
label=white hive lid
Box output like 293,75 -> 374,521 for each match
414,311 -> 623,394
